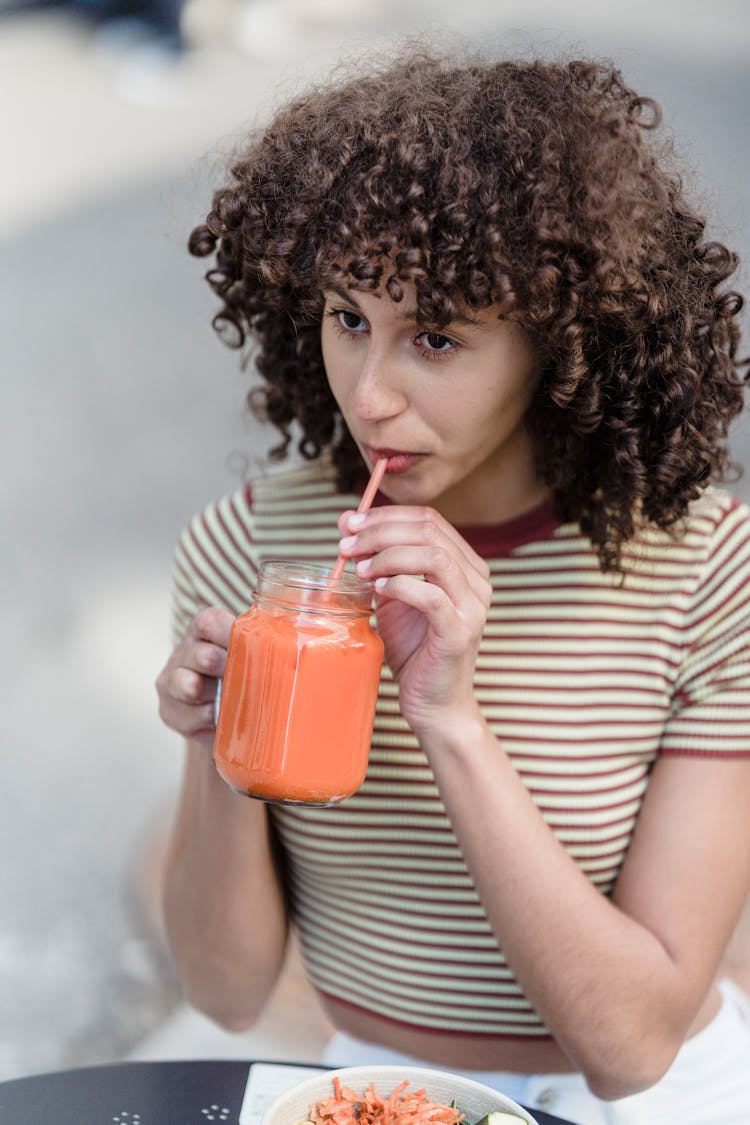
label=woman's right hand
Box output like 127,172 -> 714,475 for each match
156,607 -> 234,752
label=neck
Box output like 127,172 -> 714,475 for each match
435,448 -> 549,526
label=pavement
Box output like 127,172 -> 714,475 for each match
1,0 -> 749,1083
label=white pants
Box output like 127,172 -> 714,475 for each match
321,980 -> 750,1124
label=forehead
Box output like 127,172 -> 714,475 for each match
313,231 -> 521,325
324,282 -> 485,327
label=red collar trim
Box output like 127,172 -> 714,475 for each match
368,490 -> 559,559
455,498 -> 559,558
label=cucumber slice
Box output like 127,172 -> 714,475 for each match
474,1114 -> 528,1125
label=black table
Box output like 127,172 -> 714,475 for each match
0,1060 -> 580,1125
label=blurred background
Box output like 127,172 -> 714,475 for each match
2,0 -> 749,1083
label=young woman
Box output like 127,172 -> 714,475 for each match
155,50 -> 750,1123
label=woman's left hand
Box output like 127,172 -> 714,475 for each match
337,505 -> 492,736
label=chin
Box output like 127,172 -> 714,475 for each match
383,477 -> 445,511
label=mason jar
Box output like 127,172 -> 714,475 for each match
213,560 -> 384,805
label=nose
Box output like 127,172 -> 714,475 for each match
350,344 -> 408,422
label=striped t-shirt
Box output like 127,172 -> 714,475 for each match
171,458 -> 750,1039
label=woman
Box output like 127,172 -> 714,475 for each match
155,50 -> 750,1123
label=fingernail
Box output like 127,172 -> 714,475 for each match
347,513 -> 366,530
339,535 -> 357,551
374,577 -> 388,591
356,558 -> 372,575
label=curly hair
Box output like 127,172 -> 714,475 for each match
189,48 -> 748,570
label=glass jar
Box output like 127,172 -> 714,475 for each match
213,560 -> 384,805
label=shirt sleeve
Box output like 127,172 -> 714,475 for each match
660,498 -> 750,758
169,483 -> 258,647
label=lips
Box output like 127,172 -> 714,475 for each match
366,446 -> 425,474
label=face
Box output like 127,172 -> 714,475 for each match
320,279 -> 545,524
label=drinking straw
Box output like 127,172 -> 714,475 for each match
329,457 -> 388,583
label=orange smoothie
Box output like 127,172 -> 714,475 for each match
214,563 -> 384,805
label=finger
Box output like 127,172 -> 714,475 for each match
190,606 -> 234,647
182,640 -> 227,679
343,524 -> 491,606
356,537 -> 490,609
171,667 -> 218,705
158,695 -> 217,738
374,572 -> 468,644
337,509 -> 360,535
357,544 -> 486,617
340,507 -> 490,582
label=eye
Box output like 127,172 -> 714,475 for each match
415,331 -> 457,354
335,308 -> 368,333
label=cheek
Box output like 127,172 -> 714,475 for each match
320,324 -> 333,376
464,374 -> 534,443
438,398 -> 497,451
320,338 -> 354,421
320,329 -> 341,393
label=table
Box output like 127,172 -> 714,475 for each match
0,1060 -> 580,1125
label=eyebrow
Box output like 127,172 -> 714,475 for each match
326,285 -> 482,328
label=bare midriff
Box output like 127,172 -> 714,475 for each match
214,603 -> 383,805
322,983 -> 723,1074
321,996 -> 575,1073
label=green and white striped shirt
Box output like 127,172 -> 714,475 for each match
171,458 -> 750,1038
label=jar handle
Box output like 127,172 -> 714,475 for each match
214,676 -> 223,727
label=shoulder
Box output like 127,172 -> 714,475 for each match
248,454 -> 351,513
173,457 -> 356,616
184,456 -> 345,539
688,489 -> 750,587
677,487 -> 750,548
623,488 -> 750,580
649,489 -> 750,670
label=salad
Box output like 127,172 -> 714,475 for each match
297,1076 -> 526,1125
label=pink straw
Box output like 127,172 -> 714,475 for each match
329,457 -> 388,583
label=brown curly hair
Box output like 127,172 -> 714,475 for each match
189,48 -> 748,570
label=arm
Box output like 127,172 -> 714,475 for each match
156,608 -> 289,1030
337,505 -> 750,1098
423,717 -> 750,1098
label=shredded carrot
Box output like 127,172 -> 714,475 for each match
308,1077 -> 464,1125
